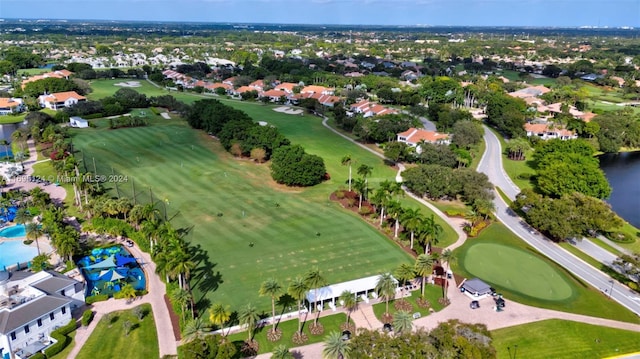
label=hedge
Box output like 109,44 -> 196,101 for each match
86,294 -> 109,304
83,113 -> 104,119
82,309 -> 94,326
43,320 -> 76,357
30,353 -> 45,359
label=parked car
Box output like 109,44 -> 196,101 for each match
470,300 -> 480,309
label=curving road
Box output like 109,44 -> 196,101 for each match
478,126 -> 640,316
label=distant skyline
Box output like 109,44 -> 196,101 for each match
1,0 -> 639,28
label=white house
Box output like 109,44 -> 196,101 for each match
397,127 -> 451,151
0,270 -> 84,359
0,99 -> 24,116
69,117 -> 89,128
38,91 -> 86,110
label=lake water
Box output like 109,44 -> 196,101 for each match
599,151 -> 640,228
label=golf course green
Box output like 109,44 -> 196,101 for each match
464,243 -> 573,301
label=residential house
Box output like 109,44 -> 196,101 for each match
507,85 -> 551,99
349,100 -> 398,118
273,82 -> 297,94
38,91 -> 86,110
0,270 -> 84,359
259,89 -> 288,102
397,127 -> 451,151
524,122 -> 578,140
207,83 -> 233,93
21,70 -> 74,89
0,99 -> 24,116
249,80 -> 265,92
300,85 -> 334,95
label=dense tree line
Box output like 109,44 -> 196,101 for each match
484,92 -> 527,138
20,78 -> 86,98
343,320 -> 496,358
65,89 -> 187,118
185,99 -> 326,186
352,114 -> 418,143
593,110 -> 640,153
513,189 -> 623,241
2,47 -> 43,69
533,139 -> 611,199
403,164 -> 494,205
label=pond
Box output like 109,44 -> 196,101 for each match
599,151 -> 640,228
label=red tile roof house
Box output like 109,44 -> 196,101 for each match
273,82 -> 298,93
249,80 -> 265,92
301,85 -> 334,95
349,100 -> 398,118
524,122 -> 578,140
0,98 -> 25,115
397,127 -> 451,152
259,89 -> 289,102
38,91 -> 86,110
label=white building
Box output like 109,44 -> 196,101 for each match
397,127 -> 451,151
306,274 -> 398,312
38,91 -> 86,110
0,270 -> 84,359
0,99 -> 24,116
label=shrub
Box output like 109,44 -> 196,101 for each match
358,206 -> 373,216
610,231 -> 634,243
30,353 -> 45,359
335,190 -> 346,199
82,309 -> 94,326
23,239 -> 33,245
467,221 -> 489,237
83,113 -> 104,119
445,209 -> 466,217
43,320 -> 76,357
86,294 -> 109,304
517,172 -> 535,180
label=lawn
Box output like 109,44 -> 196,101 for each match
464,243 -> 573,301
452,222 -> 639,323
76,304 -> 158,359
492,319 -> 640,359
226,313 -> 348,354
70,117 -> 415,313
371,286 -> 445,321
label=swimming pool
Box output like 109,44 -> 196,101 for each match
0,224 -> 26,238
0,240 -> 38,269
78,246 -> 146,297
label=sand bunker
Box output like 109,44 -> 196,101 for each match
114,81 -> 142,88
273,106 -> 303,115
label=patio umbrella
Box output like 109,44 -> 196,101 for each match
98,268 -> 126,282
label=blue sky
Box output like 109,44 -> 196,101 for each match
1,0 -> 639,27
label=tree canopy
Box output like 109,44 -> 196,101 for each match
270,145 -> 327,187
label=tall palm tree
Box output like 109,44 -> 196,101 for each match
415,254 -> 435,298
352,178 -> 366,209
400,208 -> 422,250
14,208 -> 31,227
338,290 -> 357,325
417,214 -> 443,254
209,303 -> 231,336
440,249 -> 456,299
341,155 -> 353,192
322,331 -> 351,359
304,267 -> 327,325
394,263 -> 416,289
356,164 -> 373,202
26,222 -> 43,255
272,344 -> 294,359
375,272 -> 397,315
182,317 -> 211,343
371,181 -> 392,226
386,200 -> 403,238
173,288 -> 193,321
392,310 -> 413,334
238,303 -> 260,342
259,278 -> 283,332
288,276 -> 308,334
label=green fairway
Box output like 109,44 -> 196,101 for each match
452,223 -> 639,323
492,319 -> 640,359
464,243 -> 573,301
76,304 -> 158,359
71,118 -> 414,312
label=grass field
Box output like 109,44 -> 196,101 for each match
226,313 -> 348,354
492,319 -> 640,359
76,304 -> 158,359
464,243 -> 573,301
452,223 -> 639,323
71,116 -> 415,313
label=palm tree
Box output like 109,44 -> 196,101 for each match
440,249 -> 456,299
322,331 -> 351,359
14,208 -> 31,227
238,303 -> 260,342
400,208 -> 422,250
375,272 -> 397,315
173,288 -> 193,321
386,200 -> 403,238
394,263 -> 416,289
304,267 -> 327,325
338,290 -> 357,325
182,317 -> 211,343
259,278 -> 283,332
11,129 -> 25,154
473,198 -> 495,221
341,155 -> 353,192
272,344 -> 294,359
392,310 -> 413,334
119,283 -> 137,302
209,303 -> 231,336
371,182 -> 392,226
416,214 -> 443,254
26,222 -> 43,255
352,178 -> 366,209
287,276 -> 308,334
356,164 -> 373,202
415,254 -> 434,297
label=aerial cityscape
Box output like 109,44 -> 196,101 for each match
0,2 -> 640,358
